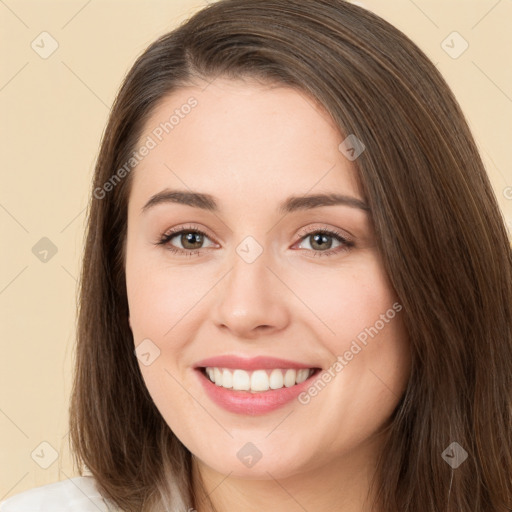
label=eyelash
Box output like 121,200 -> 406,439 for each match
155,223 -> 355,258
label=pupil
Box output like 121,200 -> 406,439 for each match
182,232 -> 203,249
311,233 -> 332,250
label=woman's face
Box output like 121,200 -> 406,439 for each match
125,78 -> 410,480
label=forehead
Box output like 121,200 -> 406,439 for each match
128,78 -> 362,211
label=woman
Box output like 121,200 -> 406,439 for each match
2,0 -> 511,511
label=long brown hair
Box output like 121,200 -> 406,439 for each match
69,1 -> 512,510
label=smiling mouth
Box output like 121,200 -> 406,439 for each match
199,366 -> 321,393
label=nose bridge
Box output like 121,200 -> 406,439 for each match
230,238 -> 270,294
212,235 -> 289,336
226,238 -> 274,310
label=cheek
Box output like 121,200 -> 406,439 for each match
289,254 -> 400,347
126,251 -> 206,342
288,259 -> 409,457
292,254 -> 410,398
125,252 -> 208,428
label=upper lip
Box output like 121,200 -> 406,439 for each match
194,355 -> 320,371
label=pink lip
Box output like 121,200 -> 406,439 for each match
194,355 -> 317,371
194,367 -> 319,415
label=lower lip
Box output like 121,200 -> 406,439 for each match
195,368 -> 320,415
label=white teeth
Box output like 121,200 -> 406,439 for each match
222,369 -> 233,388
269,368 -> 284,389
204,367 -> 315,392
214,367 -> 223,386
232,369 -> 250,390
296,368 -> 310,384
251,370 -> 270,392
284,369 -> 296,387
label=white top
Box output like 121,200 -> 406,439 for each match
0,476 -> 115,511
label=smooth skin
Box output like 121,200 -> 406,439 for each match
125,77 -> 411,512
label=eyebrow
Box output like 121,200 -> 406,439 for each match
140,189 -> 370,215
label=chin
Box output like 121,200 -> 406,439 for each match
196,447 -> 312,481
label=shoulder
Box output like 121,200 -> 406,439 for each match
0,476 -> 112,512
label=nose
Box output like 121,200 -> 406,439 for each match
211,246 -> 290,339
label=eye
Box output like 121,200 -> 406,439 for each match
293,227 -> 354,257
155,224 -> 354,258
156,224 -> 217,256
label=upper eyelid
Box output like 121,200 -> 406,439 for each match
296,225 -> 352,242
162,224 -> 217,242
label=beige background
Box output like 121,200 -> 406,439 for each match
1,0 -> 511,501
